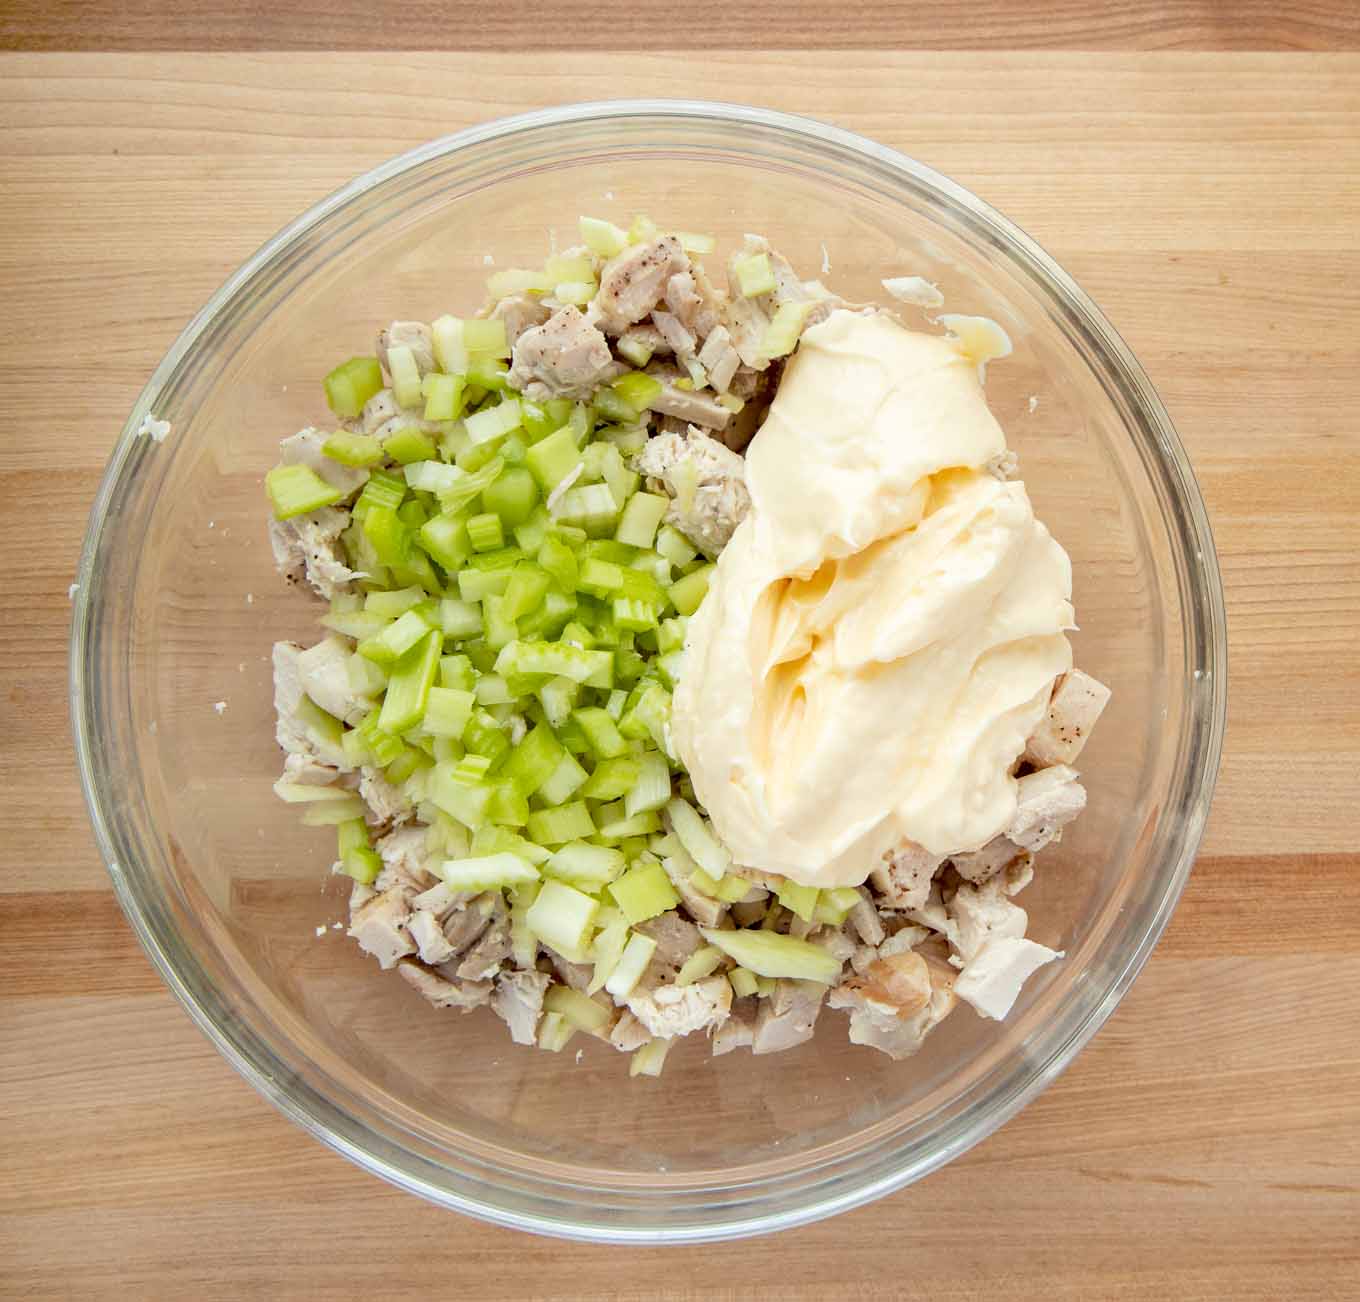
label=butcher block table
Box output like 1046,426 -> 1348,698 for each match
3,5 -> 1359,1296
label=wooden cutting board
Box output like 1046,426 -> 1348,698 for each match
2,25 -> 1358,1301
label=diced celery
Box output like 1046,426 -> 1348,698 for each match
729,967 -> 760,998
438,597 -> 481,640
624,751 -> 672,818
612,371 -> 662,414
551,483 -> 619,533
655,524 -> 698,569
621,682 -> 673,757
483,466 -> 540,528
656,617 -> 688,656
513,504 -> 552,553
423,685 -> 475,738
537,533 -> 580,592
517,588 -> 577,642
629,1038 -> 671,1078
363,586 -> 422,619
488,268 -> 553,297
439,653 -> 475,691
544,841 -> 625,890
605,931 -> 658,999
612,596 -> 658,634
463,708 -> 511,768
457,568 -> 511,602
609,859 -> 679,924
385,746 -> 428,785
537,750 -> 589,806
545,252 -> 596,284
700,927 -> 842,984
578,215 -> 628,258
454,753 -> 493,783
591,387 -> 637,426
509,881 -> 541,968
324,356 -> 383,419
525,426 -> 583,492
463,317 -> 510,358
673,230 -> 716,254
321,607 -> 384,639
274,775 -> 363,805
428,763 -> 493,829
580,755 -> 641,801
422,372 -> 466,422
627,214 -> 658,243
377,630 -> 441,734
605,689 -> 628,721
501,564 -> 549,622
403,460 -> 463,495
823,886 -> 863,914
439,852 -> 540,892
488,779 -> 530,827
669,564 -> 713,616
502,721 -> 566,797
473,672 -> 514,706
525,879 -> 600,961
467,512 -> 505,553
614,648 -> 647,687
337,817 -> 371,857
535,675 -> 580,727
577,557 -> 625,598
300,794 -> 367,825
596,424 -> 649,455
472,825 -> 551,866
675,945 -> 724,986
776,879 -> 820,924
616,334 -> 653,368
667,797 -> 731,879
588,915 -> 630,994
431,315 -> 469,374
466,397 -> 523,445
438,455 -> 506,514
537,1011 -> 576,1053
596,806 -> 662,841
323,430 -> 385,467
733,252 -> 776,298
467,357 -> 510,392
356,468 -> 407,515
760,300 -> 815,360
495,640 -> 612,687
339,846 -> 382,885
481,594 -> 517,653
573,707 -> 627,759
553,280 -> 597,306
525,800 -> 595,846
357,608 -> 433,667
347,652 -> 388,700
543,983 -> 610,1034
361,505 -> 411,567
713,872 -> 756,904
615,491 -> 668,549
265,464 -> 342,520
386,344 -> 423,409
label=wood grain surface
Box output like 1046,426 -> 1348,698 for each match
2,45 -> 1359,1301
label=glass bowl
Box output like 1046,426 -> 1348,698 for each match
70,101 -> 1226,1243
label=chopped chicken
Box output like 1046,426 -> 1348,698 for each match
397,959 -> 491,1010
1007,765 -> 1087,852
594,236 -> 688,334
491,294 -> 552,345
752,979 -> 825,1055
295,635 -> 370,724
903,881 -> 952,936
1024,669 -> 1112,767
348,886 -> 415,969
879,924 -> 931,958
946,877 -> 1028,966
711,997 -> 757,1056
650,309 -> 697,359
348,879 -> 377,915
359,388 -> 400,435
829,952 -> 957,1060
659,856 -> 727,928
507,305 -> 614,402
268,507 -> 363,601
818,925 -> 859,966
646,374 -> 732,432
627,975 -> 732,1039
272,641 -> 347,769
848,887 -> 886,946
407,911 -> 458,965
281,750 -> 339,787
871,841 -> 944,910
279,427 -> 369,499
357,766 -> 413,829
697,325 -> 740,394
456,894 -> 511,980
634,910 -> 705,989
490,969 -> 551,1045
953,937 -> 1062,1021
410,879 -> 468,920
373,826 -> 437,895
609,1010 -> 652,1052
950,839 -> 1029,886
663,269 -> 720,338
545,950 -> 594,992
377,320 -> 435,379
434,894 -> 495,964
634,426 -> 750,558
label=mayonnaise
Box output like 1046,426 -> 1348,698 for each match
671,310 -> 1074,889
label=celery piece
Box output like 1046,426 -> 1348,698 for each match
466,397 -> 523,445
453,753 -> 493,784
503,564 -> 549,621
543,982 -> 611,1034
423,685 -> 475,738
700,927 -> 842,984
428,765 -> 493,829
629,1038 -> 671,1079
265,464 -> 342,521
520,399 -> 558,443
605,931 -> 658,999
463,317 -> 510,358
576,557 -> 625,599
554,280 -> 596,307
385,746 -> 428,785
557,717 -> 591,755
363,586 -> 423,619
673,230 -> 716,254
812,896 -> 852,926
580,754 -> 641,802
560,619 -> 596,649
396,498 -> 429,531
339,846 -> 383,885
656,617 -> 688,656
481,593 -> 517,653
435,598 -> 478,641
552,483 -> 619,533
431,315 -> 469,374
655,524 -> 698,569
667,797 -> 731,879
299,794 -> 367,826
439,653 -> 475,691
687,863 -> 723,897
483,466 -> 540,528
591,387 -> 637,426
733,252 -> 776,298
713,872 -> 756,905
616,334 -> 653,368
596,807 -> 662,841
614,648 -> 647,687
525,879 -> 600,961
537,533 -> 580,592
472,825 -> 551,867
620,682 -> 673,756
624,751 -> 672,819
627,214 -> 658,243
440,852 -> 540,892
502,721 -> 566,797
488,268 -> 553,297
495,640 -> 612,687
438,455 -> 505,515
823,886 -> 862,914
513,504 -> 552,553
605,689 -> 628,721
416,514 -> 469,574
675,945 -> 724,987
526,800 -> 595,846
468,357 -> 510,392
544,841 -> 625,890
473,672 -> 515,706
668,564 -> 713,616
728,967 -> 760,998
322,606 -> 385,639
324,356 -> 383,419
467,512 -> 505,553
613,596 -> 658,634
389,546 -> 441,596
615,491 -> 669,549
517,587 -> 577,642
776,879 -> 820,923
655,649 -> 685,691
612,371 -> 662,414
463,709 -> 511,769
377,630 -> 441,734
760,300 -> 815,361
323,430 -> 385,467
337,817 -> 371,858
384,425 -> 438,466
618,566 -> 665,606
488,779 -> 530,827
347,652 -> 388,700
609,859 -> 679,924
537,750 -> 589,806
537,1010 -> 576,1054
457,567 -> 512,602
422,372 -> 466,422
573,707 -> 627,760
588,916 -> 630,994
545,252 -> 595,284
357,608 -> 433,667
361,505 -> 410,568
525,426 -> 583,492
535,675 -> 579,727
579,215 -> 629,258
386,343 -> 423,409
597,424 -> 649,455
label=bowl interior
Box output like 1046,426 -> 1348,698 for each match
76,106 -> 1222,1239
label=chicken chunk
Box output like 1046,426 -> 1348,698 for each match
711,997 -> 757,1056
491,293 -> 553,345
281,750 -> 340,788
432,895 -> 495,966
455,894 -> 511,981
871,841 -> 944,911
348,886 -> 415,970
646,377 -> 731,432
946,877 -> 1028,966
272,641 -> 347,769
949,839 -> 1029,886
751,979 -> 825,1055
659,856 -> 727,928
847,887 -> 886,947
634,426 -> 750,558
294,635 -> 370,725
828,952 -> 957,1060
608,1010 -> 652,1053
490,969 -> 550,1045
697,325 -> 740,394
634,910 -> 705,989
1007,765 -> 1087,852
507,305 -> 614,402
953,937 -> 1062,1021
357,766 -> 413,829
373,825 -> 437,895
397,959 -> 491,1011
627,975 -> 732,1039
268,506 -> 363,601
405,911 -> 457,965
545,949 -> 594,992
650,309 -> 697,360
377,320 -> 435,379
1024,669 -> 1112,767
663,269 -> 721,338
594,236 -> 688,334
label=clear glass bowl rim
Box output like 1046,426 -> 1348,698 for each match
70,98 -> 1228,1243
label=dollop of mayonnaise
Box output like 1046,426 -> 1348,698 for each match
672,310 -> 1074,888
